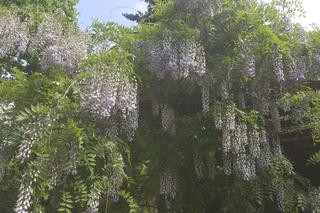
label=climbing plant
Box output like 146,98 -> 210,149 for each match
1,0 -> 320,213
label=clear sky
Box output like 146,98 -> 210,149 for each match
76,0 -> 148,28
76,0 -> 320,29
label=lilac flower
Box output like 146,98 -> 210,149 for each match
0,13 -> 28,58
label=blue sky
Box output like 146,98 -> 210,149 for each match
77,0 -> 148,28
77,0 -> 320,30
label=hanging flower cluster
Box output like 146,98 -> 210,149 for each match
244,55 -> 256,79
29,14 -> 87,75
270,104 -> 281,133
15,170 -> 39,213
160,104 -> 176,135
92,40 -> 116,53
51,167 -> 59,188
81,65 -> 139,141
274,182 -> 285,212
109,169 -> 125,201
201,85 -> 210,113
0,13 -> 28,58
87,184 -> 101,213
288,57 -> 308,81
232,122 -> 257,181
148,38 -> 207,80
17,115 -> 53,163
108,152 -> 126,201
248,127 -> 261,160
15,181 -> 33,213
160,169 -> 177,199
272,48 -> 285,82
257,130 -> 271,170
214,104 -> 271,180
69,142 -> 78,175
218,81 -> 230,101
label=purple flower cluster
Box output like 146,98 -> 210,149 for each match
148,38 -> 207,80
0,13 -> 28,58
215,104 -> 272,181
81,66 -> 139,141
29,14 -> 87,75
272,49 -> 285,82
18,115 -> 52,163
160,169 -> 177,199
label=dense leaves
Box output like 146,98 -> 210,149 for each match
1,0 -> 320,212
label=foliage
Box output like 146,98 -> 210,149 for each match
1,0 -> 320,213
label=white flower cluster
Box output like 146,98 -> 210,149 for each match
288,58 -> 307,81
244,55 -> 256,79
51,167 -> 59,188
87,184 -> 101,213
15,170 -> 39,213
257,130 -> 271,170
201,85 -> 210,113
0,13 -> 28,58
248,128 -> 260,160
108,152 -> 125,202
270,105 -> 281,133
218,105 -> 235,175
93,40 -> 116,53
81,68 -> 139,141
220,105 -> 235,154
15,182 -> 33,213
214,110 -> 223,130
109,168 -> 125,201
233,122 -> 257,181
160,104 -> 176,135
122,109 -> 139,142
29,14 -> 87,75
160,169 -> 177,199
104,117 -> 119,139
69,142 -> 78,175
18,115 -> 52,163
148,38 -> 207,80
216,105 -> 271,180
219,81 -> 229,101
272,49 -> 285,82
193,152 -> 205,180
223,155 -> 232,175
274,182 -> 285,212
